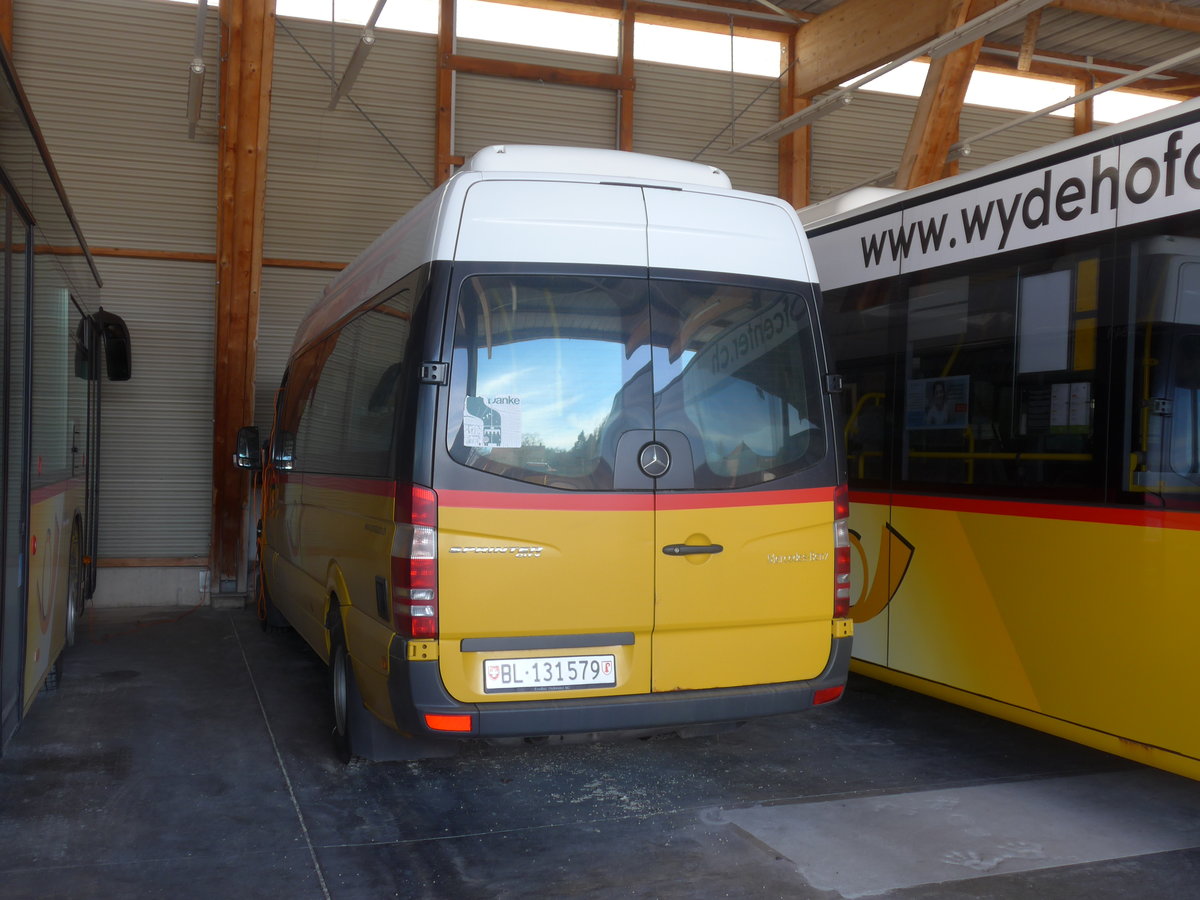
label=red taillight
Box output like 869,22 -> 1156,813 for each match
813,685 -> 845,706
833,483 -> 851,619
424,713 -> 473,733
392,485 -> 438,639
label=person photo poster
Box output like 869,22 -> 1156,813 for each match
907,375 -> 969,430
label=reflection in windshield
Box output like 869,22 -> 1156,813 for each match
653,281 -> 824,487
449,274 -> 825,490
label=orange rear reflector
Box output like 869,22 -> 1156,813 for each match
424,713 -> 473,733
813,685 -> 845,706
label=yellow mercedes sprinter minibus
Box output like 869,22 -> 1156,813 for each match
235,145 -> 852,761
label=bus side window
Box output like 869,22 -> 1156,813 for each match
897,257 -> 1102,496
295,303 -> 411,479
825,280 -> 896,487
1170,334 -> 1200,478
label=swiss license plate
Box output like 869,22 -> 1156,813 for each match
483,654 -> 616,693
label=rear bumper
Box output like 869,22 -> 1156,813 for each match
386,633 -> 853,739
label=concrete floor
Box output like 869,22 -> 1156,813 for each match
1,606 -> 1198,899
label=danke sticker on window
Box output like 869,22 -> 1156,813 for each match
464,395 -> 523,448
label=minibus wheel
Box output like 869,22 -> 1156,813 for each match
329,626 -> 455,763
330,632 -> 356,763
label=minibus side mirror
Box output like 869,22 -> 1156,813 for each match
234,426 -> 262,470
272,432 -> 296,471
95,308 -> 132,382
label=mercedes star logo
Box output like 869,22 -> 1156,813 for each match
639,442 -> 671,478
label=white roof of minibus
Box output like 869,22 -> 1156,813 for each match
293,145 -> 809,354
462,144 -> 732,189
798,96 -> 1199,232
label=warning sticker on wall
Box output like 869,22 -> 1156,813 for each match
463,395 -> 523,448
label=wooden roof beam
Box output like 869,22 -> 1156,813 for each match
789,0 -> 963,99
1052,0 -> 1200,32
896,0 -> 990,190
1017,9 -> 1042,71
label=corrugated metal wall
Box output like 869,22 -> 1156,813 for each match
634,61 -> 779,197
15,0 -> 218,561
89,258 -> 216,557
958,105 -> 1075,172
811,91 -> 916,201
9,0 -> 1096,602
267,18 -> 438,261
455,38 -> 616,155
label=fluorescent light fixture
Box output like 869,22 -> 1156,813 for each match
329,0 -> 389,108
187,59 -> 205,138
186,0 -> 209,139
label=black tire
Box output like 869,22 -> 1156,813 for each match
64,523 -> 83,648
330,633 -> 358,763
328,627 -> 456,764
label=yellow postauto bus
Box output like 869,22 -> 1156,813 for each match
803,98 -> 1200,781
237,145 -> 852,761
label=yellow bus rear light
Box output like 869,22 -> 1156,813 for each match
425,713 -> 473,732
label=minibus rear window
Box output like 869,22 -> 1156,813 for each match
447,274 -> 652,490
651,280 -> 827,489
446,274 -> 826,490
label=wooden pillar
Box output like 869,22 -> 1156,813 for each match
778,31 -> 809,208
211,0 -> 276,592
1075,75 -> 1095,136
435,0 -> 456,185
617,1 -> 635,151
895,0 -> 987,190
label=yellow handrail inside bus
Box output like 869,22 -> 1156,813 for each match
909,451 -> 1093,461
845,391 -> 885,439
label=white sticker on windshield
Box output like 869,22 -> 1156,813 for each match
463,396 -> 523,448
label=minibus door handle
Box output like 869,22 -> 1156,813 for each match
662,543 -> 723,556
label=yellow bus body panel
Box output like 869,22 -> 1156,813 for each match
850,497 -> 1200,775
652,495 -> 834,691
438,500 -> 654,703
265,478 -> 398,720
24,487 -> 77,711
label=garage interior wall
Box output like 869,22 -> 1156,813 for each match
12,0 -> 1081,606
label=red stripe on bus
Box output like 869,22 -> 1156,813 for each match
437,490 -> 655,512
439,487 -> 834,512
655,487 -> 833,510
848,490 -> 1200,531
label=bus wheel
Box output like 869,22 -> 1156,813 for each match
330,632 -> 361,763
328,629 -> 450,763
65,523 -> 83,647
